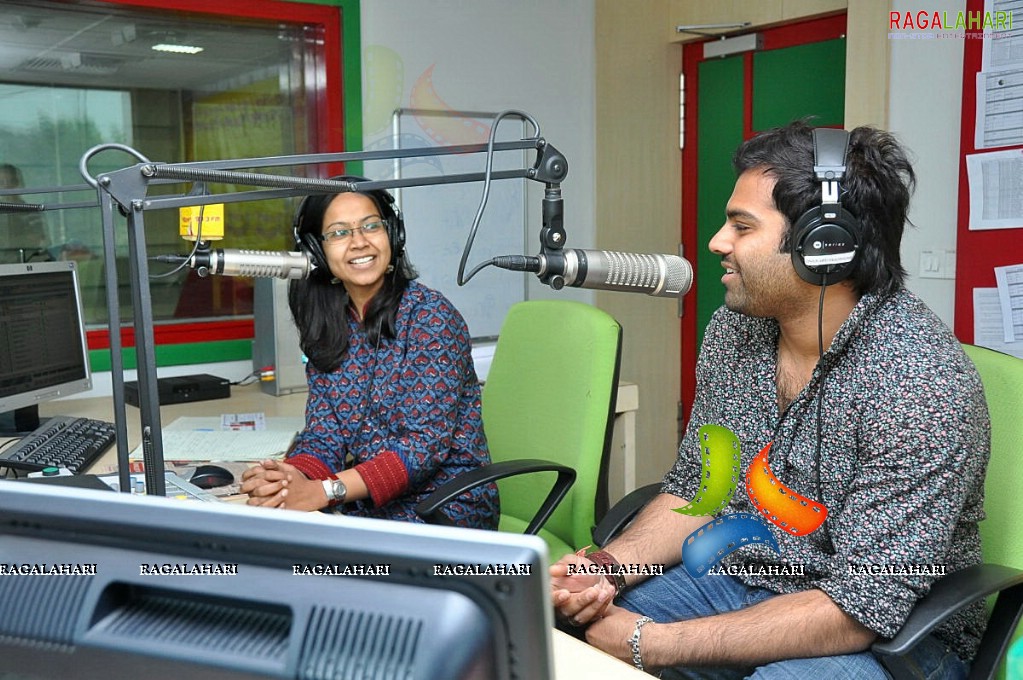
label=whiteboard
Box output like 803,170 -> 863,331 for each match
363,110 -> 529,339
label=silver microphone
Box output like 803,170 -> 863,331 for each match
493,249 -> 693,297
182,249 -> 315,279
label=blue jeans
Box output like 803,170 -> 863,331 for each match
617,563 -> 969,679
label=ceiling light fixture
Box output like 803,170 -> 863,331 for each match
151,43 -> 203,55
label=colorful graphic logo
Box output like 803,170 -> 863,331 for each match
887,9 -> 1012,41
889,10 -> 1012,31
674,424 -> 829,577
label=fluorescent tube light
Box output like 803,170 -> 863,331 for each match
151,43 -> 203,55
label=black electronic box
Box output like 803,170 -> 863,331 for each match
124,373 -> 231,407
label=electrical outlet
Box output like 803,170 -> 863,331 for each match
919,249 -> 956,279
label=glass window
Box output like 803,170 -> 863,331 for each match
0,0 -> 335,331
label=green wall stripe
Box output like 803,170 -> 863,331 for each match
339,0 -> 363,176
90,339 -> 253,372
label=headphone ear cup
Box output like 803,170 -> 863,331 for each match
388,208 -> 406,259
300,231 -> 328,272
790,208 -> 860,286
293,196 -> 329,273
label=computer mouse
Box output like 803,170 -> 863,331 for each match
190,464 -> 235,490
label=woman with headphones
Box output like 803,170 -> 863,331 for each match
240,178 -> 498,529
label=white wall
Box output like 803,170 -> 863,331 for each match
888,0 -> 966,327
359,0 -> 597,308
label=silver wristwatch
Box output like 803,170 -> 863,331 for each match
322,477 -> 347,505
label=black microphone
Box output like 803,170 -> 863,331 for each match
156,249 -> 315,279
493,249 -> 693,297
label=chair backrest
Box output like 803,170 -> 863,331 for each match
482,300 -> 622,560
963,343 -> 1023,677
963,344 -> 1023,570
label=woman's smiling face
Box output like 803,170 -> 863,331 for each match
320,192 -> 393,309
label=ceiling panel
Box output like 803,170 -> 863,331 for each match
0,1 -> 302,91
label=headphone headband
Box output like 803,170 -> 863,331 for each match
790,128 -> 861,287
811,127 -> 850,183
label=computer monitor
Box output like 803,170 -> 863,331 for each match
0,481 -> 555,679
0,260 -> 92,434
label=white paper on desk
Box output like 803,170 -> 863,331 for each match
221,412 -> 266,430
994,263 -> 1023,341
974,287 -> 1023,359
166,416 -> 305,433
130,429 -> 299,462
965,150 -> 1023,229
982,0 -> 1023,72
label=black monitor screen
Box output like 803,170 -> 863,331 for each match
0,261 -> 91,431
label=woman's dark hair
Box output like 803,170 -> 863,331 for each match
288,184 -> 417,372
732,120 -> 916,296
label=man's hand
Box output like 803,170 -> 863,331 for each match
584,604 -> 645,663
549,551 -> 616,627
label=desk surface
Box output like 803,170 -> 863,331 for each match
554,628 -> 649,678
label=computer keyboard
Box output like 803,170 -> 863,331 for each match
0,415 -> 116,474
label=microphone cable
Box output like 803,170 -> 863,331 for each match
813,274 -> 836,555
764,275 -> 836,555
456,109 -> 541,287
149,187 -> 208,279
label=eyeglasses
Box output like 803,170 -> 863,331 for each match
320,221 -> 386,244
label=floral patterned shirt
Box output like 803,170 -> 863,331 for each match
662,288 -> 990,660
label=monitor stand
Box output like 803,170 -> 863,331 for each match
0,404 -> 41,437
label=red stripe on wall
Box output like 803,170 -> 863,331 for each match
87,319 -> 255,350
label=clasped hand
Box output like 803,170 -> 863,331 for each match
550,552 -> 656,664
240,459 -> 323,512
549,552 -> 616,627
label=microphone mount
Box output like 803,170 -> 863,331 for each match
538,184 -> 569,289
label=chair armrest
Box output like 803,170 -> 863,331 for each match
415,459 -> 576,535
591,482 -> 661,547
871,563 -> 1023,680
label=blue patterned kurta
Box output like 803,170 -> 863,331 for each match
663,289 -> 990,661
287,280 -> 498,529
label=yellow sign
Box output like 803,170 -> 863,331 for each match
179,203 -> 225,241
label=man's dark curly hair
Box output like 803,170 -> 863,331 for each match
732,120 -> 916,296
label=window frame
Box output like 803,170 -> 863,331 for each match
84,0 -> 350,366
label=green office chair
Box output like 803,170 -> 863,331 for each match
1009,636 -> 1023,679
417,300 -> 622,562
872,344 -> 1023,679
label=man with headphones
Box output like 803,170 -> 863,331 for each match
550,122 -> 989,679
241,177 -> 498,530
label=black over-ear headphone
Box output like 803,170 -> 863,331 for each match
790,128 -> 861,286
292,175 -> 406,273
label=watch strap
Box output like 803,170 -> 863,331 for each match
586,549 -> 626,596
321,479 -> 336,504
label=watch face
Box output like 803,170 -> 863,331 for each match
332,479 -> 347,502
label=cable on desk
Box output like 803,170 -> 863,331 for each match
232,368 -> 266,386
